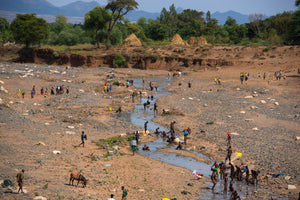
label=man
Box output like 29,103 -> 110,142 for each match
121,186 -> 127,199
227,132 -> 231,146
16,169 -> 24,193
79,131 -> 87,147
225,146 -> 232,163
108,194 -> 115,200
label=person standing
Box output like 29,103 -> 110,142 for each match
135,131 -> 140,144
184,128 -> 189,145
144,121 -> 148,133
211,168 -> 217,191
227,132 -> 231,146
224,173 -> 228,194
108,194 -> 115,200
121,186 -> 128,199
225,146 -> 232,163
16,169 -> 25,193
131,137 -> 137,155
79,131 -> 87,147
154,102 -> 157,114
188,81 -> 191,88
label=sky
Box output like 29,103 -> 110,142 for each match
47,0 -> 297,16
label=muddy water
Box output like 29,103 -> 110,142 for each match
115,77 -> 287,200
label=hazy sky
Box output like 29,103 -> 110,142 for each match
47,0 -> 297,16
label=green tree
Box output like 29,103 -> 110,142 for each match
51,14 -> 68,34
0,17 -> 13,45
0,17 -> 9,30
84,6 -> 110,48
11,14 -> 48,47
287,10 -> 300,44
105,0 -> 138,47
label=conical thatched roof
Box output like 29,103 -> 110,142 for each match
170,34 -> 189,46
188,36 -> 208,46
122,33 -> 142,47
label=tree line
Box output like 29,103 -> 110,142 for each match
0,0 -> 299,48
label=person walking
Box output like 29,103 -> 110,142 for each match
16,169 -> 25,193
79,131 -> 87,147
227,132 -> 231,146
121,186 -> 128,199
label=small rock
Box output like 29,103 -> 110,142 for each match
288,185 -> 296,190
203,104 -> 208,107
296,136 -> 300,141
53,150 -> 61,155
240,111 -> 246,114
66,131 -> 75,135
244,96 -> 253,99
79,89 -> 85,93
285,176 -> 291,180
68,126 -> 75,129
250,106 -> 258,109
260,100 -> 266,104
34,196 -> 47,200
102,163 -> 111,167
236,88 -> 240,91
45,123 -> 50,125
274,102 -> 279,106
252,127 -> 259,131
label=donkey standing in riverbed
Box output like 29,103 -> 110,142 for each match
69,171 -> 87,188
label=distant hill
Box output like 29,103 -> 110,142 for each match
212,10 -> 250,25
60,1 -> 100,17
125,10 -> 160,21
0,0 -> 58,15
0,0 -> 250,25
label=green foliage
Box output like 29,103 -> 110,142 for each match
52,51 -> 59,58
84,6 -> 110,47
11,14 -> 48,47
0,17 -> 9,30
105,0 -> 139,47
113,54 -> 126,67
43,183 -> 48,189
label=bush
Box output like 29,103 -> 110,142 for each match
113,54 -> 126,67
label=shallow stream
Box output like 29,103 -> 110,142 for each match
114,76 -> 287,199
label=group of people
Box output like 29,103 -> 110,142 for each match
240,72 -> 250,84
19,85 -> 69,99
210,131 -> 260,199
214,77 -> 222,85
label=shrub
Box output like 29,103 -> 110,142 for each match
113,54 -> 126,67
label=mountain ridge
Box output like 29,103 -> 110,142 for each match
0,0 -> 250,24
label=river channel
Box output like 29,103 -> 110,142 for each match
114,76 -> 287,199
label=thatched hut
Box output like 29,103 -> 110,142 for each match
170,34 -> 189,46
122,33 -> 142,47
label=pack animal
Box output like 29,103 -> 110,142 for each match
69,172 -> 87,188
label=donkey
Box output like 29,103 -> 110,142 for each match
69,171 -> 87,188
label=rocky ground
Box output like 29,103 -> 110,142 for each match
0,45 -> 300,199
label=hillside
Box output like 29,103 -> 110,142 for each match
0,0 -> 250,24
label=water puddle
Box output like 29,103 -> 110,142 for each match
114,76 -> 287,199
